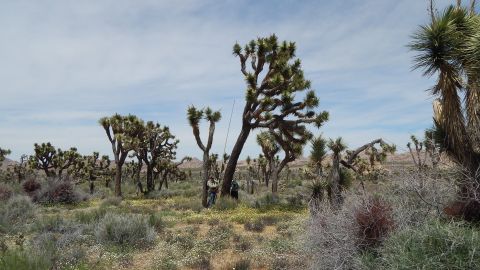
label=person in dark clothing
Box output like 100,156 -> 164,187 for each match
230,178 -> 239,200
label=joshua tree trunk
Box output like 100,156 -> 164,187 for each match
201,152 -> 209,207
146,164 -> 154,192
271,159 -> 289,194
222,126 -> 251,195
114,164 -> 122,197
329,151 -> 342,209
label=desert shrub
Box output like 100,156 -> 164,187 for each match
148,213 -> 167,233
259,214 -> 280,226
213,197 -> 238,211
233,234 -> 252,251
22,178 -> 41,196
0,184 -> 13,201
307,195 -> 358,269
368,220 -> 480,269
244,219 -> 265,232
1,195 -> 36,226
74,207 -> 107,224
232,258 -> 251,270
100,196 -> 122,208
269,237 -> 293,253
165,228 -> 197,250
204,222 -> 233,250
0,248 -> 52,270
151,256 -> 178,270
35,181 -> 84,204
444,199 -> 480,223
207,218 -> 220,226
95,212 -> 155,248
32,215 -> 69,233
354,197 -> 395,249
271,256 -> 289,270
285,193 -> 305,208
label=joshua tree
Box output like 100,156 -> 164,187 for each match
28,143 -> 81,179
137,121 -> 178,192
156,156 -> 191,190
256,131 -> 280,187
13,155 -> 28,183
82,152 -> 111,194
187,106 -> 221,207
310,135 -> 328,177
222,34 -> 329,195
0,147 -> 11,167
99,114 -> 144,197
327,138 -> 395,209
410,1 -> 480,199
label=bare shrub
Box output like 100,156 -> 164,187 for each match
1,195 -> 36,226
244,219 -> 265,232
22,178 -> 41,196
35,181 -> 85,204
307,195 -> 360,270
0,184 -> 12,201
354,197 -> 394,249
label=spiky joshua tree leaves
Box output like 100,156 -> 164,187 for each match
187,105 -> 221,207
256,131 -> 280,187
28,143 -> 81,179
81,152 -> 111,194
410,1 -> 480,199
222,34 -> 329,196
310,134 -> 328,177
99,114 -> 144,197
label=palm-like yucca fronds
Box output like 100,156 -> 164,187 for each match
410,3 -> 480,171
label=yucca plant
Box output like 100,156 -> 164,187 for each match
410,1 -> 480,199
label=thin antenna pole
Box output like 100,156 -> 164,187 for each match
223,98 -> 236,155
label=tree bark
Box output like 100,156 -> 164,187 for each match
221,126 -> 251,195
115,163 -> 122,197
202,152 -> 209,207
146,165 -> 154,192
329,152 -> 342,210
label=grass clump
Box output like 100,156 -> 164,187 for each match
0,248 -> 52,270
212,197 -> 238,211
365,220 -> 480,269
99,196 -> 122,208
95,212 -> 156,248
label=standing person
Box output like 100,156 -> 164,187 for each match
207,176 -> 218,208
230,177 -> 239,200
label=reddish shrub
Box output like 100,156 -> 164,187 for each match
355,197 -> 395,249
444,200 -> 480,223
0,184 -> 13,201
35,181 -> 82,204
22,178 -> 41,195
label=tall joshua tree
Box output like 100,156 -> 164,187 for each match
137,121 -> 178,192
410,1 -> 480,198
187,106 -> 221,207
222,34 -> 329,195
0,147 -> 11,167
99,114 -> 144,197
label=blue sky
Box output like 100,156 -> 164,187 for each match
0,0 -> 456,160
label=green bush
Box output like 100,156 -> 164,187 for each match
366,220 -> 480,269
233,234 -> 252,251
212,197 -> 238,211
95,213 -> 156,248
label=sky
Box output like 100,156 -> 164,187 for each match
0,0 -> 458,161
